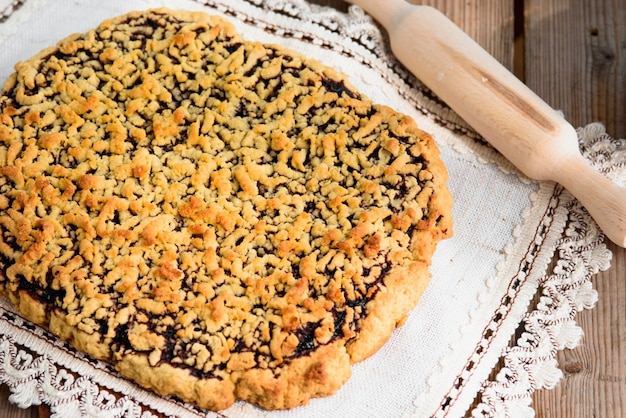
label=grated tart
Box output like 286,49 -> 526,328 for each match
0,8 -> 452,411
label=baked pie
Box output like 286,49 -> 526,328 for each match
0,8 -> 452,410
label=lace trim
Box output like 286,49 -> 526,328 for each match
472,124 -> 616,417
424,184 -> 566,417
0,336 -> 156,418
0,0 -> 46,43
0,0 -> 27,23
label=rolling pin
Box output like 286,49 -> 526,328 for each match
347,0 -> 626,247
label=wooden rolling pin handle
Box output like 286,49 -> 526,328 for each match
348,0 -> 626,247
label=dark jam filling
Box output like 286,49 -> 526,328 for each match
292,321 -> 319,357
98,255 -> 393,379
321,77 -> 358,99
16,273 -> 66,307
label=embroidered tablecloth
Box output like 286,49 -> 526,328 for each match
0,0 -> 622,417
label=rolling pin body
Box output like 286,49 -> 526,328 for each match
348,0 -> 626,247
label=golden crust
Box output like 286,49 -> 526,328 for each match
345,262 -> 430,363
0,8 -> 452,411
116,352 -> 238,411
233,341 -> 351,410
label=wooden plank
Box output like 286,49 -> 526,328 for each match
524,0 -> 626,417
524,0 -> 625,139
0,385 -> 38,418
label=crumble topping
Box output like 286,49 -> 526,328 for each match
0,8 -> 452,410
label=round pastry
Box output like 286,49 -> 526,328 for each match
0,8 -> 452,411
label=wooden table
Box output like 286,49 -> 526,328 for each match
1,0 -> 624,417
